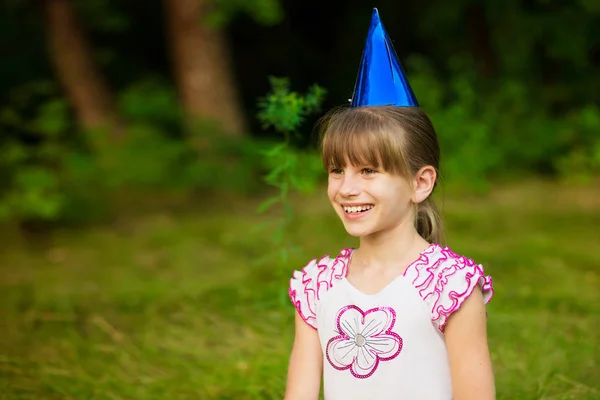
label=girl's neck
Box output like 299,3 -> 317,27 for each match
355,221 -> 430,271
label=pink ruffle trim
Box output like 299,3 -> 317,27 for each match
288,248 -> 352,329
289,245 -> 494,333
404,244 -> 494,333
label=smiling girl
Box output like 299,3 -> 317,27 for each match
284,9 -> 495,400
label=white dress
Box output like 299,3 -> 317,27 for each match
289,243 -> 494,400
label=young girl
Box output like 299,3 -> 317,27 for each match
285,9 -> 495,400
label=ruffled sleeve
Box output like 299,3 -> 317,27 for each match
288,249 -> 352,330
289,258 -> 320,329
408,246 -> 494,333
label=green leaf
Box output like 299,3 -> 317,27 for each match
280,248 -> 288,265
15,167 -> 58,189
251,252 -> 276,267
257,196 -> 279,214
33,98 -> 69,137
265,164 -> 285,184
289,244 -> 302,256
262,143 -> 286,158
248,219 -> 279,234
257,77 -> 326,135
283,201 -> 293,220
272,224 -> 285,244
279,287 -> 289,307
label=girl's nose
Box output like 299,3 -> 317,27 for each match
340,175 -> 361,197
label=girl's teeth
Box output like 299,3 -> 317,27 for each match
344,205 -> 373,213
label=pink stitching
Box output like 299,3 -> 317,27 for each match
325,305 -> 403,379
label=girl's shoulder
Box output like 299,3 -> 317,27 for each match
405,244 -> 495,333
288,249 -> 352,329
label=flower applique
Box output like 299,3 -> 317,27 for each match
326,305 -> 402,379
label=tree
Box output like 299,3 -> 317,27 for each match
42,0 -> 120,141
163,0 -> 246,136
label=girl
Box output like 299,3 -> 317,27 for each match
285,9 -> 495,400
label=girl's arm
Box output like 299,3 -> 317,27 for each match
284,311 -> 323,400
444,286 -> 496,400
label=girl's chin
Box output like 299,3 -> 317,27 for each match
345,231 -> 370,238
341,224 -> 374,238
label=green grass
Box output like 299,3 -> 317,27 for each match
1,180 -> 599,399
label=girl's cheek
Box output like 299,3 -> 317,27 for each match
326,183 -> 337,199
328,183 -> 343,203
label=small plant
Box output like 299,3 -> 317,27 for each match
255,77 -> 326,300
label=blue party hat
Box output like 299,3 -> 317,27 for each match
350,8 -> 418,108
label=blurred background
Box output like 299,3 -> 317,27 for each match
0,0 -> 599,399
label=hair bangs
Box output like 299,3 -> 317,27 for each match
320,107 -> 408,175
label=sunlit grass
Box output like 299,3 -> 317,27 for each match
1,180 -> 599,399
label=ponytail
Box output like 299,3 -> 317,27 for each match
415,197 -> 445,245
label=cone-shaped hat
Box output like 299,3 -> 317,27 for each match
351,8 -> 418,108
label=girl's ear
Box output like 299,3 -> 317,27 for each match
412,165 -> 436,204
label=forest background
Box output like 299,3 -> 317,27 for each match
0,0 -> 599,399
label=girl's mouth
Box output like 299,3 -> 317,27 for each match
343,204 -> 374,213
342,204 -> 374,219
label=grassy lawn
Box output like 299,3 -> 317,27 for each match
1,180 -> 599,399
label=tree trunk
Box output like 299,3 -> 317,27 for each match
465,4 -> 497,78
163,0 -> 246,136
42,0 -> 120,140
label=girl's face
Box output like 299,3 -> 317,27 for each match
327,162 -> 415,238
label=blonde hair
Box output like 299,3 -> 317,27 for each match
319,106 -> 445,244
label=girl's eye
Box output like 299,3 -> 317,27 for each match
362,168 -> 377,175
330,168 -> 343,175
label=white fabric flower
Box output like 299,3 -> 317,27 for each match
326,305 -> 403,378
